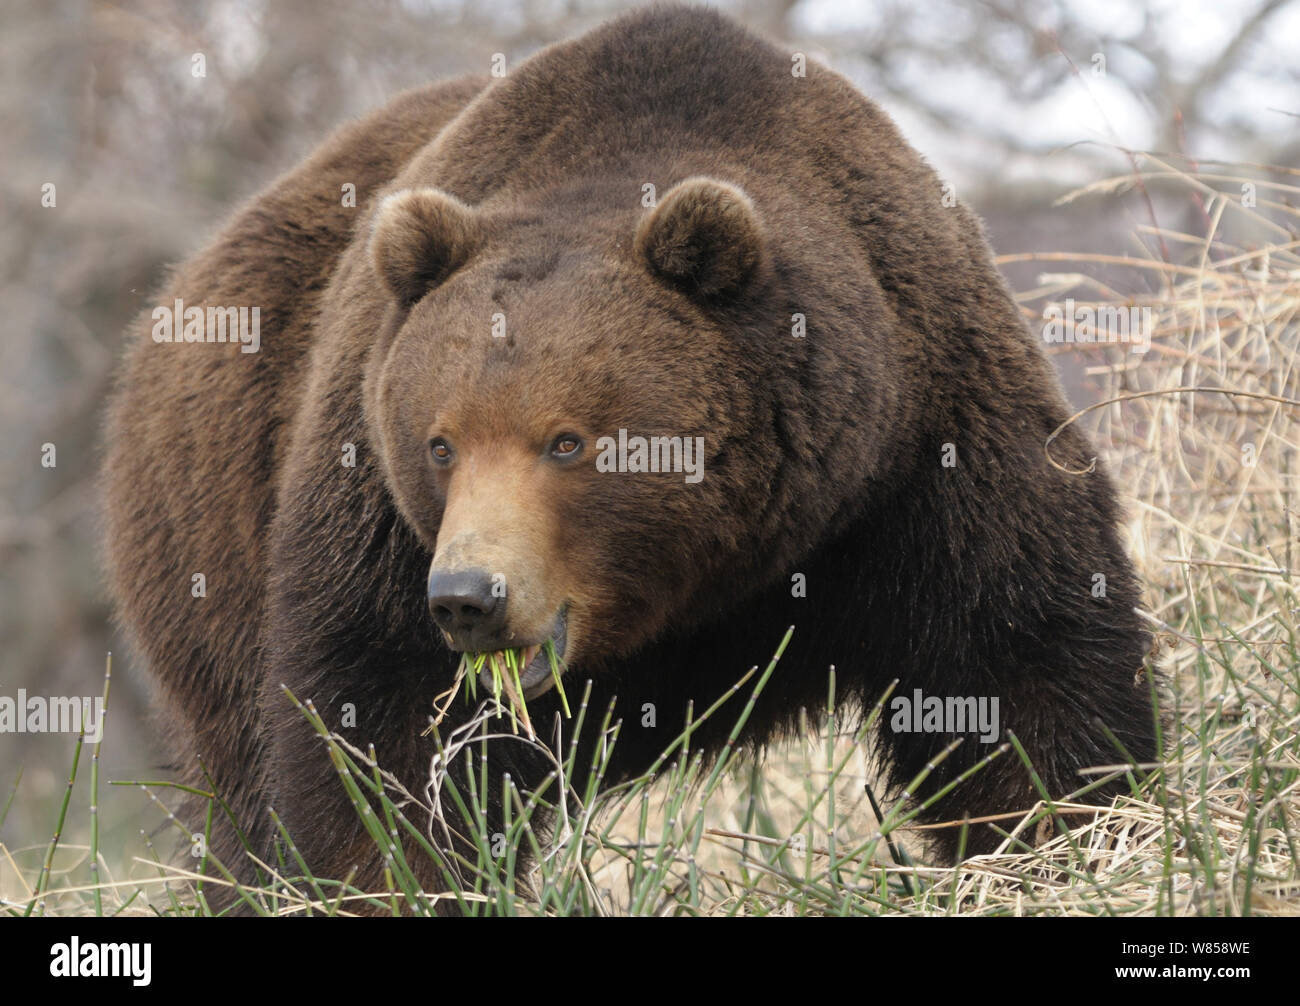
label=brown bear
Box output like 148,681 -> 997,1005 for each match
103,5 -> 1156,907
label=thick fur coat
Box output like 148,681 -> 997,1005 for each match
103,6 -> 1155,903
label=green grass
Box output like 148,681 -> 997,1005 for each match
4,610 -> 1293,916
2,604 -> 1297,916
445,638 -> 572,739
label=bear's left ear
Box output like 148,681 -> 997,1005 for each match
635,177 -> 764,298
369,188 -> 481,307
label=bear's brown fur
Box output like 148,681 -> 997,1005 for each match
103,6 -> 1155,906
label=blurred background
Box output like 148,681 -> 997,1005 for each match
1,0 -> 1297,869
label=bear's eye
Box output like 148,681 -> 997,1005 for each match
550,434 -> 583,459
429,437 -> 454,464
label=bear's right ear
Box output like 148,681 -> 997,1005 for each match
369,188 -> 481,307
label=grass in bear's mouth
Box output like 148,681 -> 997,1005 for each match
455,639 -> 570,736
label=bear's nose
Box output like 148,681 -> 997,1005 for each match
427,568 -> 506,648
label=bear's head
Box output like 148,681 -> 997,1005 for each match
362,178 -> 790,698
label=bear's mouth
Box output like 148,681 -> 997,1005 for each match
475,607 -> 568,701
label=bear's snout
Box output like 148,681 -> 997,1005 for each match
427,567 -> 506,649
